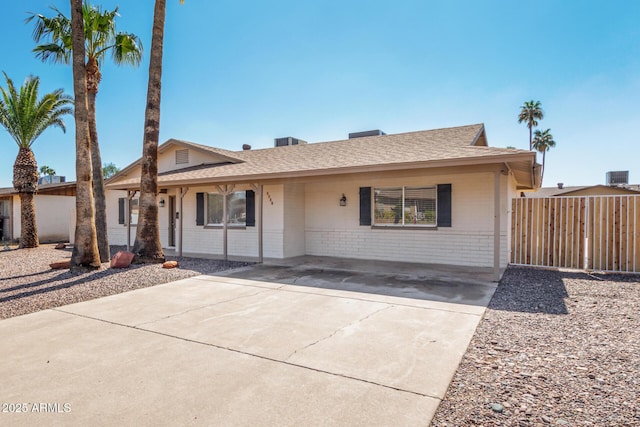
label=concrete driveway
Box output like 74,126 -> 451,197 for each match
0,258 -> 497,426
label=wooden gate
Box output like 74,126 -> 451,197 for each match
511,195 -> 640,272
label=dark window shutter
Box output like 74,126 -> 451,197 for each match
437,184 -> 452,227
359,187 -> 372,226
118,198 -> 125,224
246,190 -> 255,227
196,192 -> 205,226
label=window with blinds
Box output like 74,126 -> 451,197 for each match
374,186 -> 437,226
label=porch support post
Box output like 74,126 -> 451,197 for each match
126,190 -> 137,252
179,187 -> 189,257
493,170 -> 501,281
250,183 -> 264,263
216,184 -> 234,261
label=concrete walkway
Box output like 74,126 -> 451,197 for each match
0,260 -> 497,426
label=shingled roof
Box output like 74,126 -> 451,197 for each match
107,124 -> 540,190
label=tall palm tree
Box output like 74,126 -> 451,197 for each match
0,73 -> 72,248
518,100 -> 544,151
28,2 -> 143,262
532,128 -> 556,184
133,0 -> 183,263
70,0 -> 101,269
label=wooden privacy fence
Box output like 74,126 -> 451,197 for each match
511,195 -> 640,273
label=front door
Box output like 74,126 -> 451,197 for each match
168,196 -> 176,247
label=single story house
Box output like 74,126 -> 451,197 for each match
105,124 -> 540,276
0,182 -> 76,243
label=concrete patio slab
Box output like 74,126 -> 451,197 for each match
0,258 -> 496,426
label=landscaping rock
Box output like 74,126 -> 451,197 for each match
54,243 -> 66,250
49,260 -> 70,269
162,260 -> 179,269
110,251 -> 135,269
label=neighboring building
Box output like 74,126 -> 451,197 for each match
105,124 -> 540,274
0,182 -> 76,243
524,183 -> 640,197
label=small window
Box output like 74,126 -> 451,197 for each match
207,192 -> 246,226
175,149 -> 189,164
374,186 -> 436,227
129,198 -> 140,225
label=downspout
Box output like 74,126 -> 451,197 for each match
179,187 -> 189,257
493,170 -> 501,281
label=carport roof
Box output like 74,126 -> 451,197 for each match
107,123 -> 540,190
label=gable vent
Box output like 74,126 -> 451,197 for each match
348,129 -> 386,139
274,137 -> 307,147
175,149 -> 189,165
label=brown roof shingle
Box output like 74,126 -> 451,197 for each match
108,123 -> 537,188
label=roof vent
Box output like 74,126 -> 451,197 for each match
606,171 -> 629,185
274,137 -> 307,147
348,129 -> 386,139
242,144 -> 251,150
557,182 -> 564,189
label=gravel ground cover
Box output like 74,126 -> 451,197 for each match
431,266 -> 640,427
0,244 -> 249,319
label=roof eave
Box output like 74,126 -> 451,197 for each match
106,152 -> 538,190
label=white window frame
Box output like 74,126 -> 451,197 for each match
206,191 -> 246,227
373,186 -> 437,227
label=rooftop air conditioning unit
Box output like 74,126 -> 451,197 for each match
348,129 -> 386,139
274,137 -> 307,147
606,171 -> 629,186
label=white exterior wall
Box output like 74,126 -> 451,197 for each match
304,170 -> 511,268
11,194 -> 75,243
106,190 -> 134,246
105,168 -> 516,268
283,183 -> 306,257
158,147 -> 221,172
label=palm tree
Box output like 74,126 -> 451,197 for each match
133,0 -> 183,263
0,73 -> 72,248
70,0 -> 101,269
532,128 -> 556,184
28,2 -> 143,262
518,100 -> 544,151
39,165 -> 56,184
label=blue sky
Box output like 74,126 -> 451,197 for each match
1,0 -> 638,188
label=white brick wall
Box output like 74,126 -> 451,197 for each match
105,166 -> 516,267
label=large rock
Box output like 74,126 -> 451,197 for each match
162,260 -> 179,269
110,251 -> 135,269
50,260 -> 70,269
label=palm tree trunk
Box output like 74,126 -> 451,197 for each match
86,79 -> 110,262
70,0 -> 101,270
132,0 -> 166,263
13,147 -> 39,248
529,126 -> 532,151
18,193 -> 38,248
541,150 -> 546,184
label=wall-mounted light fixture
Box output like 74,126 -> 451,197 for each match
159,198 -> 166,208
339,194 -> 347,207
